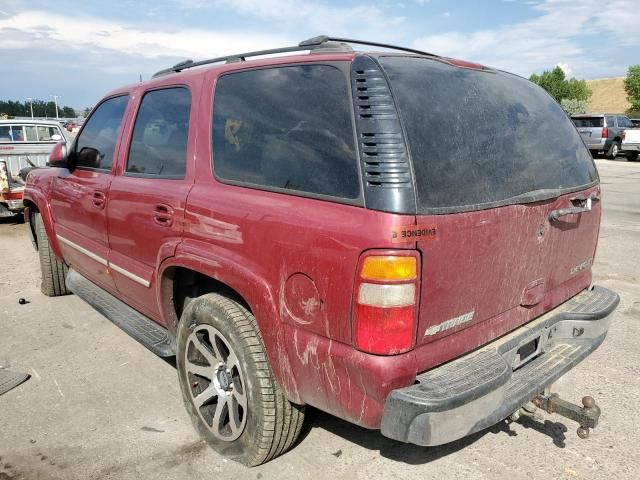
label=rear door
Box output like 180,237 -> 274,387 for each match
106,86 -> 195,322
379,56 -> 600,346
49,95 -> 129,291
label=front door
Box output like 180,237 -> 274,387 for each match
107,87 -> 194,322
49,94 -> 129,291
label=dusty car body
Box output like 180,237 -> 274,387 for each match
23,36 -> 618,465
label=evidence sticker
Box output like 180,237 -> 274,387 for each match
391,224 -> 437,243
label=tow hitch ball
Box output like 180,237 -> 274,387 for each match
529,394 -> 601,439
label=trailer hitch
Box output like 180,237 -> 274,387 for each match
532,394 -> 601,439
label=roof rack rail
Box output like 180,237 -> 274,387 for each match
300,35 -> 438,58
152,35 -> 438,78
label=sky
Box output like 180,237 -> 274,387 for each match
0,0 -> 638,109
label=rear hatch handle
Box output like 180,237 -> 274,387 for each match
549,192 -> 600,221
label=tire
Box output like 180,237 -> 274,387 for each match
627,152 -> 639,162
34,213 -> 71,297
606,141 -> 620,159
176,293 -> 305,466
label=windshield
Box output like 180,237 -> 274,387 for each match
379,56 -> 598,213
572,117 -> 604,128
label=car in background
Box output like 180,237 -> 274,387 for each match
630,118 -> 640,128
0,119 -> 68,216
622,128 -> 640,162
571,113 -> 634,159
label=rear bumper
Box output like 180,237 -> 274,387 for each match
6,199 -> 24,211
380,286 -> 619,446
584,139 -> 607,150
621,143 -> 640,153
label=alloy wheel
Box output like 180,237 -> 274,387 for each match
184,325 -> 248,441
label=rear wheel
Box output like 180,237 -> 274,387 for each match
627,152 -> 639,162
606,141 -> 620,159
176,293 -> 305,466
35,213 -> 71,297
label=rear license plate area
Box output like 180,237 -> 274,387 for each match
513,335 -> 542,370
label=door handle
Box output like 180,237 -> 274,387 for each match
153,204 -> 174,227
92,191 -> 106,209
549,193 -> 599,221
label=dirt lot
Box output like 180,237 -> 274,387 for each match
1,159 -> 639,480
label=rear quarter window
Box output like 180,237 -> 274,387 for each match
37,126 -> 60,142
379,56 -> 598,212
0,126 -> 11,142
212,64 -> 360,200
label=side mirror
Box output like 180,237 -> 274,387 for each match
48,142 -> 68,168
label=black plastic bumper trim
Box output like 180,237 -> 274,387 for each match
380,285 -> 619,446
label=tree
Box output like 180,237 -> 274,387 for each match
529,66 -> 591,103
61,106 -> 76,118
624,65 -> 640,116
560,98 -> 588,115
0,99 -> 77,118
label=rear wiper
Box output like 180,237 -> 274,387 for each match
549,192 -> 600,221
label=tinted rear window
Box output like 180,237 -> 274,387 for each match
379,57 -> 598,212
212,65 -> 359,199
127,87 -> 191,177
572,117 -> 604,128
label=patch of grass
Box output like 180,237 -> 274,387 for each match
586,77 -> 631,114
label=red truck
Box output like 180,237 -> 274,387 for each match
24,37 -> 618,466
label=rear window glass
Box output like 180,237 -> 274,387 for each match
617,116 -> 632,128
572,117 -> 604,128
126,87 -> 191,177
37,126 -> 58,141
24,126 -> 38,142
212,65 -> 359,199
0,126 -> 12,141
379,57 -> 597,212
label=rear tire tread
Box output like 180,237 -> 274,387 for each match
35,213 -> 71,297
179,293 -> 304,466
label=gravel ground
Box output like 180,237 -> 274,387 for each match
0,158 -> 638,480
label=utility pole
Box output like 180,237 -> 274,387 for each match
51,95 -> 61,120
26,97 -> 34,119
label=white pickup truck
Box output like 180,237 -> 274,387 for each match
621,128 -> 640,162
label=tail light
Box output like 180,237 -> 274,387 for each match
602,127 -> 609,139
2,191 -> 23,200
353,252 -> 420,355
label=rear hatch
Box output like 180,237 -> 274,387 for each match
571,116 -> 605,146
379,56 -> 600,347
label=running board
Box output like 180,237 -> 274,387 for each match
66,269 -> 176,357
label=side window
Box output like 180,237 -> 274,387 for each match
126,87 -> 191,177
37,126 -> 59,142
618,117 -> 631,128
212,65 -> 359,199
605,116 -> 615,127
11,126 -> 24,142
0,126 -> 11,142
24,126 -> 38,142
75,95 -> 129,170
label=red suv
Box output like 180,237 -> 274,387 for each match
24,37 -> 618,466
